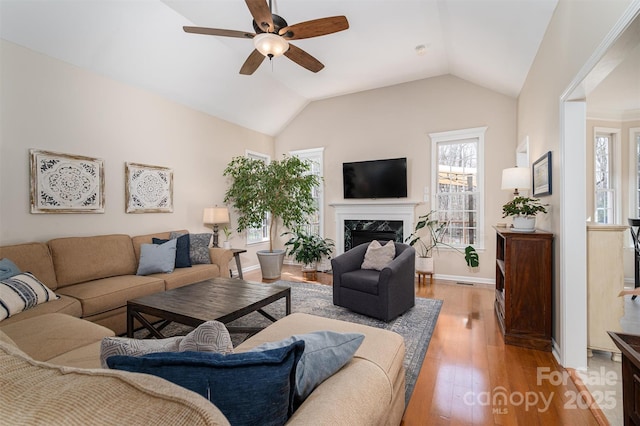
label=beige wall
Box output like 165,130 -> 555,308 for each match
517,0 -> 635,363
276,75 -> 517,282
0,40 -> 274,271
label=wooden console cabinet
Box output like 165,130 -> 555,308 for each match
494,227 -> 553,351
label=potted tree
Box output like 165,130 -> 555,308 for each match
502,196 -> 548,232
282,228 -> 335,274
405,210 -> 479,273
223,155 -> 320,279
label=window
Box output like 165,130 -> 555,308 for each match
632,128 -> 640,218
430,127 -> 486,248
290,148 -> 324,236
593,127 -> 620,224
245,150 -> 270,245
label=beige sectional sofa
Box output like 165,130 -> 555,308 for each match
0,230 -> 233,334
0,232 -> 407,424
0,312 -> 406,425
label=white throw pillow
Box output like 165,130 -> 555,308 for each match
0,272 -> 59,321
361,240 -> 396,271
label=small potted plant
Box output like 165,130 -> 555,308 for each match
282,228 -> 335,273
405,210 -> 479,272
502,196 -> 548,232
222,226 -> 233,249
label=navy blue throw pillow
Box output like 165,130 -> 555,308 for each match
153,235 -> 191,268
107,341 -> 305,425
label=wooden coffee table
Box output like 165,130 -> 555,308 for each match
126,277 -> 291,338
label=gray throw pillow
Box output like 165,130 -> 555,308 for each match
361,240 -> 395,271
170,232 -> 212,265
249,330 -> 365,404
100,320 -> 233,368
136,239 -> 177,275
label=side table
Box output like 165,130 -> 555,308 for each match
230,248 -> 247,279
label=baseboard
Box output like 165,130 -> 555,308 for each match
432,273 -> 495,287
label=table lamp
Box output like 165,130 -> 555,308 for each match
501,167 -> 530,197
203,206 -> 230,248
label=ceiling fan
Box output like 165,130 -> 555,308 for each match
183,0 -> 349,75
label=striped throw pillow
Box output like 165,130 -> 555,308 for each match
0,272 -> 59,321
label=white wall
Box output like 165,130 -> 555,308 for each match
517,0 -> 636,367
276,75 -> 517,282
0,40 -> 274,271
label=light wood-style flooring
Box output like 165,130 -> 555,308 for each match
244,265 -> 601,425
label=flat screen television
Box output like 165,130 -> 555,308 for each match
343,157 -> 408,199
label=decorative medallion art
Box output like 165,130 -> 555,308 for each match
125,162 -> 173,213
30,149 -> 105,214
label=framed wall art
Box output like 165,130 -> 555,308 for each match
30,149 -> 105,214
532,151 -> 552,197
125,162 -> 173,213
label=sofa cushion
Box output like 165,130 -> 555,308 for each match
0,294 -> 81,326
361,240 -> 396,271
0,272 -> 59,321
136,239 -> 177,275
341,269 -> 382,295
170,232 -> 212,265
152,264 -> 221,291
153,234 -> 191,268
0,258 -> 21,280
250,331 -> 364,404
100,320 -> 233,368
0,340 -> 231,426
49,234 -> 137,287
56,275 -> 165,317
0,242 -> 58,289
107,341 -> 305,426
0,313 -> 115,362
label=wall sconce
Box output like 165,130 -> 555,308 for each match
501,167 -> 530,197
203,206 -> 230,248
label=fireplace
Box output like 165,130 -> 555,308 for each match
330,201 -> 420,254
345,220 -> 403,251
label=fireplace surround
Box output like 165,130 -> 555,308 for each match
330,201 -> 420,255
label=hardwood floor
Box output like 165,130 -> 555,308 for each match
243,265 -> 601,425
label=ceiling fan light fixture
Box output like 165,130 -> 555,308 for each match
253,33 -> 289,58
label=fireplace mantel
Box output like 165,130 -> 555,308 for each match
330,200 -> 422,254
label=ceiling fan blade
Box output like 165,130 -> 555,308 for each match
240,49 -> 266,75
183,26 -> 254,39
284,44 -> 324,73
245,0 -> 274,33
279,16 -> 349,40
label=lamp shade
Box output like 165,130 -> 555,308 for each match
253,33 -> 289,58
501,167 -> 531,191
203,207 -> 230,225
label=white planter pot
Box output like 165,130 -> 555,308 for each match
222,241 -> 231,249
257,249 -> 286,279
512,215 -> 536,232
302,262 -> 317,272
416,256 -> 434,273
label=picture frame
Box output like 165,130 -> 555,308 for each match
125,162 -> 173,213
532,151 -> 552,197
30,149 -> 104,214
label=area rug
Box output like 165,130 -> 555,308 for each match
148,280 -> 442,405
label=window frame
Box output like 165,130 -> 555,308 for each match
289,147 -> 324,237
245,150 -> 271,245
593,126 -> 621,225
429,127 -> 486,250
629,127 -> 640,220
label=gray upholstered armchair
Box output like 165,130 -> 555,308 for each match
331,242 -> 416,321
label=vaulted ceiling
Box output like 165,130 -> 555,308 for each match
1,0 -> 563,135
